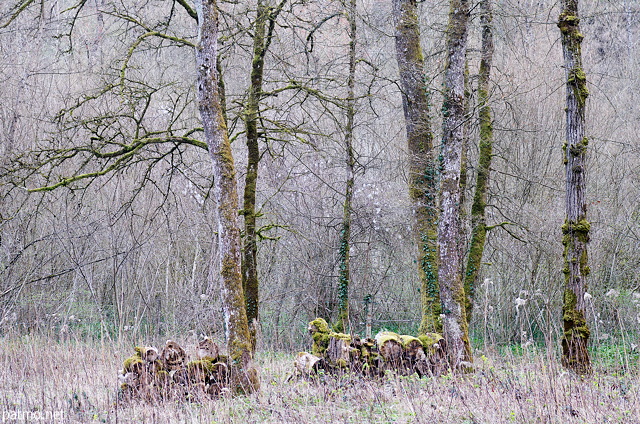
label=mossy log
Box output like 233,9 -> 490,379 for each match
118,338 -> 233,402
302,318 -> 445,378
376,331 -> 404,372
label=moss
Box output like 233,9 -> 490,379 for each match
309,318 -> 330,333
558,9 -> 589,110
558,12 -> 580,34
419,228 -> 441,334
335,219 -> 351,334
562,218 -> 590,243
579,249 -> 590,276
123,355 -> 143,373
562,290 -> 590,343
463,222 -> 486,322
187,359 -> 217,374
399,335 -> 422,348
418,333 -> 443,347
309,318 -> 332,357
332,332 -> 351,343
230,366 -> 260,395
375,331 -> 401,346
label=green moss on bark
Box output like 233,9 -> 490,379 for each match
393,0 -> 439,335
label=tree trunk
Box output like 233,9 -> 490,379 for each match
439,0 -> 472,369
242,0 -> 269,351
464,0 -> 494,324
242,0 -> 287,350
559,0 -> 592,375
392,0 -> 440,334
334,0 -> 357,334
458,61 -> 471,281
195,0 -> 259,393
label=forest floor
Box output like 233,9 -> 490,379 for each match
0,335 -> 638,423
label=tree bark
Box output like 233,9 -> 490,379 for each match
439,0 -> 472,369
195,0 -> 259,393
464,0 -> 494,324
559,0 -> 592,375
392,0 -> 440,334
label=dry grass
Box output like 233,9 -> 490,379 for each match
0,335 -> 638,423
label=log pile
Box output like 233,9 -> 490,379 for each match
295,318 -> 448,378
118,337 -> 230,401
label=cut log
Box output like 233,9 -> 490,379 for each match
299,318 -> 447,379
294,352 -> 322,375
118,337 -> 232,402
375,331 -> 404,371
161,340 -> 186,371
196,336 -> 220,361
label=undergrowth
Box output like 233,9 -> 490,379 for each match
0,335 -> 637,423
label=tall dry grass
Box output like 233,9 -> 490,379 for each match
0,335 -> 637,423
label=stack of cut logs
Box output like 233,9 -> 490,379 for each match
118,337 -> 230,401
295,318 -> 448,377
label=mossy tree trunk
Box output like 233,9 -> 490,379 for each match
464,0 -> 494,324
458,60 -> 471,277
439,0 -> 472,369
195,0 -> 258,393
334,0 -> 357,334
242,0 -> 286,350
392,0 -> 440,334
242,0 -> 268,351
558,0 -> 592,375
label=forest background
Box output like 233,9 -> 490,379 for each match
0,0 -> 639,375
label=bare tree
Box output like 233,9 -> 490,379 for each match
439,0 -> 472,368
334,0 -> 358,334
464,0 -> 494,323
196,0 -> 259,392
391,0 -> 440,334
558,0 -> 592,375
242,0 -> 287,350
